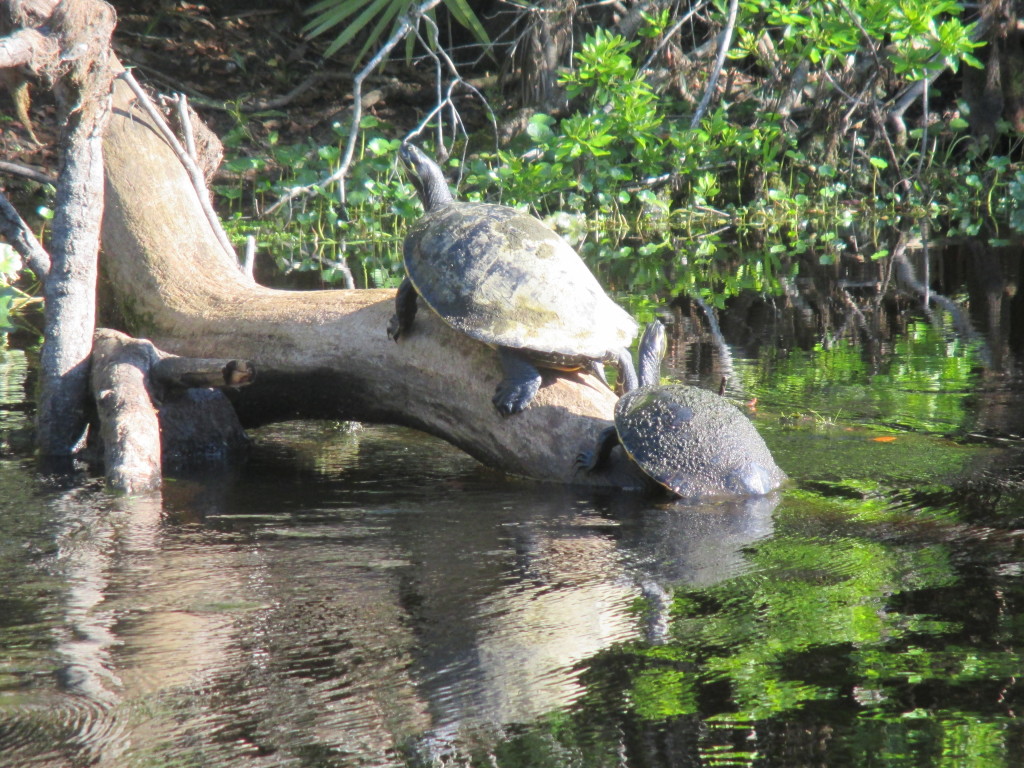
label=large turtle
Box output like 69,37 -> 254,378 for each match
580,322 -> 786,498
389,142 -> 639,415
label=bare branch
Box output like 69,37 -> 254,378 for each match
0,159 -> 56,185
266,0 -> 444,215
0,187 -> 50,278
118,69 -> 237,266
690,0 -> 738,128
638,0 -> 709,73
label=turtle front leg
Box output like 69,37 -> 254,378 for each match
614,347 -> 638,394
387,277 -> 418,341
575,426 -> 620,472
493,348 -> 543,416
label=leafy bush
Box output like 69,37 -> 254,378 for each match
215,0 -> 1011,312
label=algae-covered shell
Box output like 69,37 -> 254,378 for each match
615,384 -> 786,498
404,202 -> 636,366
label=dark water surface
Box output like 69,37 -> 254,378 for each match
4,246 -> 1024,766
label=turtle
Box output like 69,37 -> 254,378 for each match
579,321 -> 786,498
388,142 -> 639,415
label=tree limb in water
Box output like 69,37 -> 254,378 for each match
99,76 -> 646,488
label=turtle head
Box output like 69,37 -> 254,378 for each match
399,142 -> 454,212
637,320 -> 667,388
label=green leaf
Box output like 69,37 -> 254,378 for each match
444,0 -> 491,49
357,5 -> 407,65
303,0 -> 367,38
869,157 -> 888,170
0,243 -> 22,280
307,0 -> 397,60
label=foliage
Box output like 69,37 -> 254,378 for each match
216,117 -> 419,288
302,0 -> 490,65
735,0 -> 982,77
208,0 -> 1014,315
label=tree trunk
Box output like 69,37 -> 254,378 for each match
99,77 -> 645,489
21,0 -> 116,456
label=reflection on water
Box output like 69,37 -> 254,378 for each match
0,409 -> 778,767
4,239 -> 1024,766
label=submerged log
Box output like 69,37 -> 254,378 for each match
99,77 -> 646,488
90,329 -> 162,493
90,328 -> 251,491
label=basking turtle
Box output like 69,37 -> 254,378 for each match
580,322 -> 786,498
389,142 -> 638,415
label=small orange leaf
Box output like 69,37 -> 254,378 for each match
871,436 -> 897,443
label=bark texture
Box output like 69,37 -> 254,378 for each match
90,328 -> 162,493
90,328 -> 251,491
99,77 -> 646,488
30,0 -> 117,455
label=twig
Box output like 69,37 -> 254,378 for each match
241,69 -> 342,112
0,188 -> 51,279
267,0 -> 445,215
690,0 -> 738,128
691,292 -> 734,378
118,70 -> 237,265
0,159 -> 57,186
325,253 -> 355,289
243,235 -> 256,281
123,60 -> 348,113
914,71 -> 930,183
175,93 -> 197,162
638,0 -> 709,73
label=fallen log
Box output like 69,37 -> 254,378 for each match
90,328 -> 251,491
90,328 -> 162,493
99,76 -> 648,489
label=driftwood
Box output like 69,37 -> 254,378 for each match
90,328 -> 162,492
90,328 -> 251,492
98,76 -> 646,489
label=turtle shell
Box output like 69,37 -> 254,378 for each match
615,384 -> 785,498
404,202 -> 637,365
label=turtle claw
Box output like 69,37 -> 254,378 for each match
575,449 -> 597,472
493,349 -> 543,416
386,313 -> 402,341
492,378 -> 540,416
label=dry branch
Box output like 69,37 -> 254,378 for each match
0,187 -> 50,278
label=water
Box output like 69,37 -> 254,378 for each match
3,244 -> 1024,766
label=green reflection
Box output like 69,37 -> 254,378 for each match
472,488 -> 1024,766
743,322 -> 983,435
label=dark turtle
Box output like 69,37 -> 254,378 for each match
580,322 -> 786,498
389,142 -> 638,415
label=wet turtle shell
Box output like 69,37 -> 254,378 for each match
403,202 -> 637,368
614,383 -> 786,498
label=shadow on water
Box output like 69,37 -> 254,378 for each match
4,235 -> 1024,765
